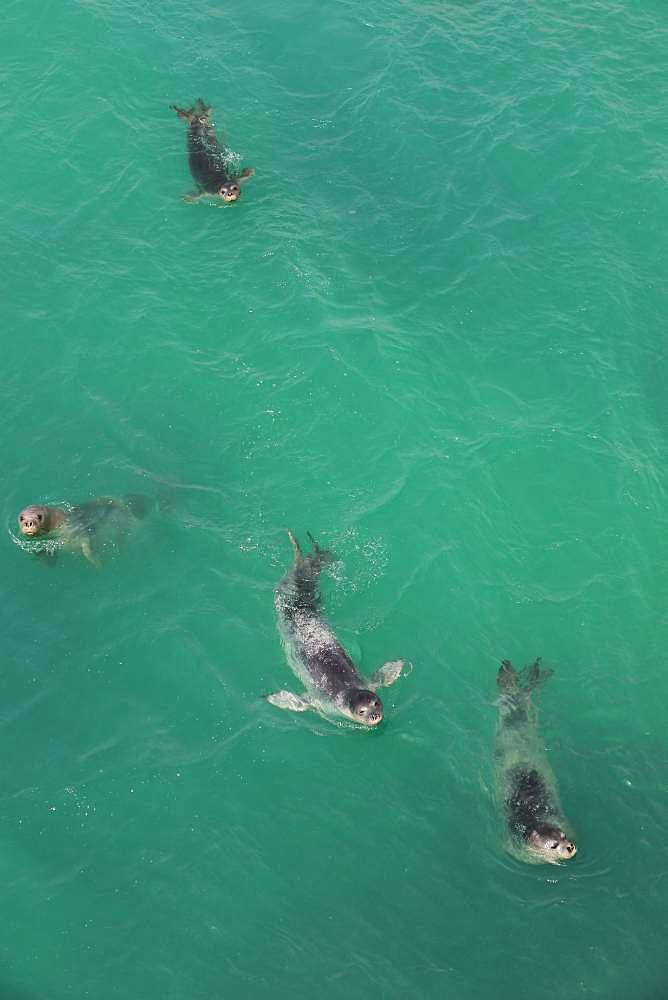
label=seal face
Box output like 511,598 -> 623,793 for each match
495,659 -> 577,864
18,505 -> 55,537
527,823 -> 576,862
348,688 -> 383,725
265,531 -> 406,726
170,99 -> 254,203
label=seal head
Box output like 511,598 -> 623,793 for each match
526,823 -> 576,863
18,505 -> 53,537
219,182 -> 241,202
347,688 -> 384,727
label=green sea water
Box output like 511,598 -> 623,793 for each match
3,1 -> 668,997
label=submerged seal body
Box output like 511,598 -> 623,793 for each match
170,99 -> 254,203
17,495 -> 152,567
495,659 -> 577,864
266,531 -> 406,726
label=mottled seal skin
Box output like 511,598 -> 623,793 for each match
266,531 -> 406,726
17,495 -> 152,568
170,99 -> 254,203
495,659 -> 577,864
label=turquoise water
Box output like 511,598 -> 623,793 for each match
3,0 -> 668,996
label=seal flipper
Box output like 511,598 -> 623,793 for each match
80,538 -> 102,569
287,529 -> 303,561
171,103 -> 195,122
498,659 -> 518,693
497,658 -> 552,726
170,100 -> 211,124
194,98 -> 212,118
306,531 -> 326,557
305,532 -> 333,573
287,530 -> 332,573
264,690 -> 312,713
368,659 -> 406,689
521,657 -> 553,690
498,658 -> 552,694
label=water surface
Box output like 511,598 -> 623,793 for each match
3,1 -> 667,997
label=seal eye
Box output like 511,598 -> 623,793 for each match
37,514 -> 43,521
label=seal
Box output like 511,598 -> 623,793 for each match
495,659 -> 577,864
17,494 -> 152,567
266,531 -> 406,726
170,99 -> 254,203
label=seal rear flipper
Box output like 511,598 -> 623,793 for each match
520,658 -> 553,691
194,98 -> 211,118
170,99 -> 211,124
498,658 -> 552,693
497,657 -> 553,726
497,659 -> 519,693
368,659 -> 406,690
287,529 -> 303,562
264,690 -> 312,713
305,532 -> 334,572
287,531 -> 334,589
306,531 -> 327,557
171,103 -> 195,122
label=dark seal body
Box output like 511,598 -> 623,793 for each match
170,99 -> 253,202
267,532 -> 405,725
495,659 -> 577,864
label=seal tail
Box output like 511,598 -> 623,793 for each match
286,530 -> 333,590
498,658 -> 551,694
280,531 -> 334,612
287,529 -> 303,562
306,531 -> 332,567
170,98 -> 212,123
497,658 -> 552,724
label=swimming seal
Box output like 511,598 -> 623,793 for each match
266,531 -> 406,726
170,99 -> 254,203
17,495 -> 152,568
495,659 -> 577,864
